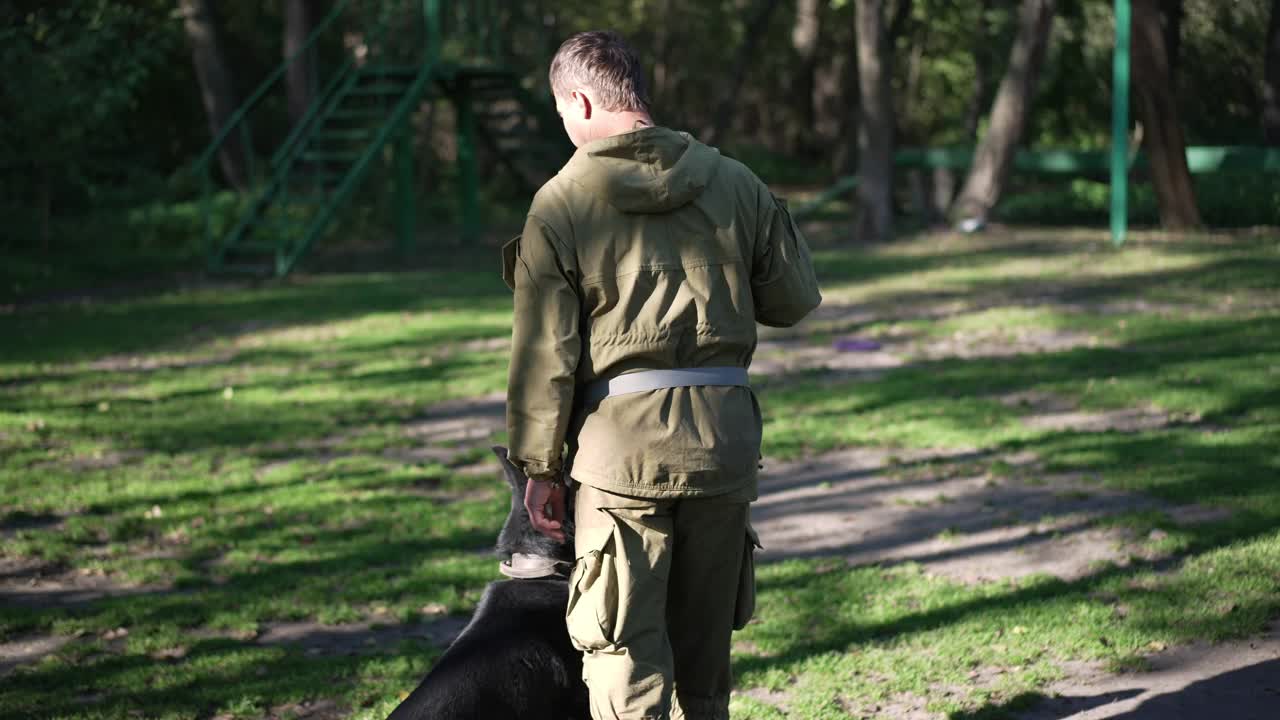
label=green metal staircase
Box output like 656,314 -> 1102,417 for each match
193,0 -> 568,276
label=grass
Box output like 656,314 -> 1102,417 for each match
1,226 -> 1278,719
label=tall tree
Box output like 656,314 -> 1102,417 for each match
1163,0 -> 1184,82
854,0 -> 895,242
179,0 -> 249,190
706,0 -> 783,147
1132,0 -> 1201,228
284,0 -> 321,129
1265,0 -> 1280,145
962,0 -> 998,140
952,0 -> 1055,225
790,0 -> 821,156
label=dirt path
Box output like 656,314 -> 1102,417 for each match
1013,622 -> 1280,719
750,446 -> 1227,584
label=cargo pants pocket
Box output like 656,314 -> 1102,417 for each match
732,523 -> 763,630
565,524 -> 620,652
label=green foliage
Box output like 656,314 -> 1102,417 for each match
0,1 -> 180,230
2,0 -> 1277,254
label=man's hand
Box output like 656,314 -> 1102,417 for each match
524,477 -> 568,543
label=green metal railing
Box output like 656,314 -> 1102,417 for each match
793,145 -> 1280,221
193,0 -> 517,274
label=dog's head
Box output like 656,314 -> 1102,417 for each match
491,446 -> 575,578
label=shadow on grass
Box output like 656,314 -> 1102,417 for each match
953,656 -> 1280,719
0,260 -> 514,367
1,231 -> 1277,719
0,634 -> 432,720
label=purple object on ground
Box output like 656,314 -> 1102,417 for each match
834,337 -> 882,352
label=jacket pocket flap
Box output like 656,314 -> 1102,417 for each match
501,235 -> 520,291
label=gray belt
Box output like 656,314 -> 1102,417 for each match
582,367 -> 749,405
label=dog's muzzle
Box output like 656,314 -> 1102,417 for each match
499,552 -> 571,579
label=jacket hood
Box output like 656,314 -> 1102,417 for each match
562,127 -> 720,213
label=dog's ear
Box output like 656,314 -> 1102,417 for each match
492,445 -> 527,492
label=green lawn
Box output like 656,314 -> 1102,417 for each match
1,228 -> 1277,719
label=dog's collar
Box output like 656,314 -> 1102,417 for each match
499,552 -> 572,579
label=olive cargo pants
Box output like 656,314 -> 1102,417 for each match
568,483 -> 761,720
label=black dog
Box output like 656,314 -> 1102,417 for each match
386,447 -> 588,720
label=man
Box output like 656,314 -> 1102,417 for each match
502,30 -> 821,720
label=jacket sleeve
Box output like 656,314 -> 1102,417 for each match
751,190 -> 823,328
505,215 -> 581,479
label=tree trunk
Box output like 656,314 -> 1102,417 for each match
854,0 -> 894,242
1264,0 -> 1280,145
706,0 -> 783,147
887,0 -> 913,42
830,47 -> 860,176
179,0 -> 249,190
790,0 -> 821,156
1132,0 -> 1201,228
285,0 -> 321,129
963,0 -> 996,140
1163,0 -> 1183,83
649,0 -> 676,107
952,0 -> 1055,224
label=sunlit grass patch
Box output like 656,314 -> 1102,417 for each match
1,229 -> 1278,719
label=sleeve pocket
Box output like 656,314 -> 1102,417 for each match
733,522 -> 763,630
501,235 -> 521,291
565,524 -> 620,651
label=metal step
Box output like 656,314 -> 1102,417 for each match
314,129 -> 375,142
228,239 -> 288,253
358,64 -> 421,78
217,262 -> 277,276
277,192 -> 331,205
346,84 -> 410,97
301,150 -> 363,163
328,108 -> 390,120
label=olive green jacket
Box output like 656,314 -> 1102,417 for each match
503,126 -> 821,498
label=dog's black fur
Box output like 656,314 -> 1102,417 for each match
385,447 -> 588,720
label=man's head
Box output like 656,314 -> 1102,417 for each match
549,31 -> 652,147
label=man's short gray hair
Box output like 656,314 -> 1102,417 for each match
549,31 -> 649,113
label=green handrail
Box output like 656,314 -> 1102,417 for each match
280,62 -> 439,273
198,0 -> 514,273
793,145 -> 1280,220
268,55 -> 357,170
192,0 -> 356,177
893,146 -> 1280,174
